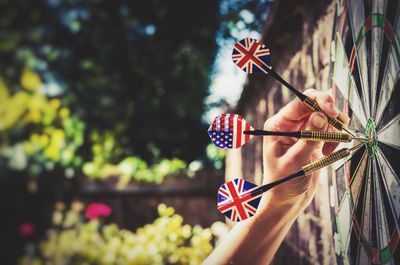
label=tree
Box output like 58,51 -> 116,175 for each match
0,0 -> 219,163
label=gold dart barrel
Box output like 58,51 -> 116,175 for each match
300,131 -> 352,142
303,97 -> 347,131
302,148 -> 351,175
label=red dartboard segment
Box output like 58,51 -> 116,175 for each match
330,2 -> 400,264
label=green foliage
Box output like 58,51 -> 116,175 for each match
0,0 -> 229,186
0,70 -> 84,177
0,70 -> 186,185
0,0 -> 270,184
19,203 -> 215,265
82,130 -> 187,186
219,0 -> 272,39
0,0 -> 220,162
206,144 -> 225,170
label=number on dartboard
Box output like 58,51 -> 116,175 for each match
329,0 -> 400,264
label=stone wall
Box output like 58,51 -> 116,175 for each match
226,0 -> 338,264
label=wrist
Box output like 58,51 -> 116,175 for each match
256,192 -> 304,226
262,170 -> 313,211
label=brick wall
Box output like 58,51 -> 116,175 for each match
226,0 -> 338,264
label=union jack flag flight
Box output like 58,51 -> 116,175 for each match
217,178 -> 262,222
208,114 -> 253,149
232,38 -> 272,74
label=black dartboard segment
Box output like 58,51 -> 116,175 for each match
329,0 -> 400,264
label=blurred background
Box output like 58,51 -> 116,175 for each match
0,0 -> 345,264
0,0 -> 273,264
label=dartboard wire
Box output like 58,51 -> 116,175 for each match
347,0 -> 372,118
372,156 -> 394,263
347,150 -> 369,230
354,155 -> 373,265
333,33 -> 368,127
375,149 -> 400,262
342,150 -> 371,264
373,157 -> 385,252
335,192 -> 352,261
347,10 -> 400,125
377,113 -> 400,150
375,52 -> 400,125
332,1 -> 397,259
347,149 -> 400,263
376,148 -> 400,234
376,154 -> 400,265
334,144 -> 367,209
370,1 -> 388,118
363,5 -> 398,263
339,149 -> 368,256
375,69 -> 400,126
349,149 -> 369,211
374,1 -> 400,124
345,9 -> 400,147
372,0 -> 400,120
330,4 -> 369,263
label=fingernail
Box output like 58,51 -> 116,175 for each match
338,112 -> 350,124
312,113 -> 326,128
328,103 -> 339,116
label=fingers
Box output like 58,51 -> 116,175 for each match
264,88 -> 351,158
321,126 -> 340,155
265,89 -> 318,132
281,112 -> 328,172
312,91 -> 351,155
268,89 -> 336,132
264,116 -> 303,146
265,89 -> 337,146
315,93 -> 339,117
314,94 -> 339,155
337,111 -> 350,125
321,110 -> 351,155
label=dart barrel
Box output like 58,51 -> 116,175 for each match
300,131 -> 352,142
302,148 -> 350,175
303,97 -> 347,131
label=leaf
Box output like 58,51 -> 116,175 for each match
20,69 -> 42,91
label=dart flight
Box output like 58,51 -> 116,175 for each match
208,114 -> 367,149
232,37 -> 352,134
208,113 -> 254,149
217,144 -> 363,222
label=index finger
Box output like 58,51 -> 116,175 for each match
265,89 -> 320,131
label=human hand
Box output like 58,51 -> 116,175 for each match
260,89 -> 350,211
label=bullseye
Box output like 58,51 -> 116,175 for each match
364,118 -> 378,156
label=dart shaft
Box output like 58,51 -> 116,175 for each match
244,130 -> 301,137
300,131 -> 351,142
218,146 -> 356,212
251,147 -> 351,197
244,130 -> 352,142
263,65 -> 348,132
303,97 -> 347,131
262,65 -> 306,101
251,170 -> 304,197
302,148 -> 351,175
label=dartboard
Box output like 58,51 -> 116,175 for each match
329,0 -> 400,264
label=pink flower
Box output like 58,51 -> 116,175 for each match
19,222 -> 36,238
85,203 -> 112,220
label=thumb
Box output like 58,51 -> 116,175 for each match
282,112 -> 328,171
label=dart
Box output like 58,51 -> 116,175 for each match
208,114 -> 368,149
217,143 -> 364,222
232,38 -> 353,135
